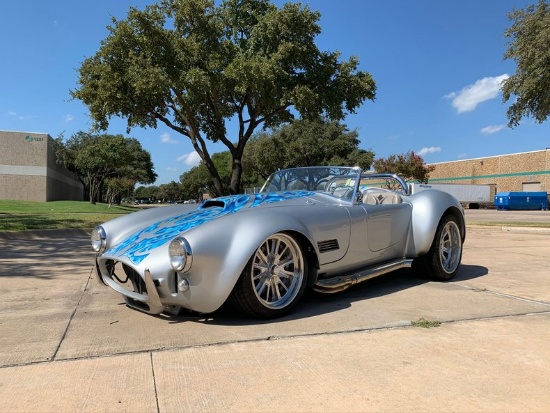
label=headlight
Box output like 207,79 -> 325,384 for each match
91,226 -> 107,253
169,237 -> 192,272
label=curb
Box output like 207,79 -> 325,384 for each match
0,228 -> 91,240
468,224 -> 550,234
500,226 -> 550,234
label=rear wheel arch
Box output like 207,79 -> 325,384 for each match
412,212 -> 464,281
444,206 -> 466,243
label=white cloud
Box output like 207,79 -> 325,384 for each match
457,153 -> 468,159
8,111 -> 25,120
418,146 -> 441,156
64,114 -> 74,123
167,167 -> 178,172
177,151 -> 202,166
480,124 -> 506,135
161,132 -> 177,144
445,74 -> 509,113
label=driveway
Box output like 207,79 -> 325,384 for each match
0,221 -> 549,412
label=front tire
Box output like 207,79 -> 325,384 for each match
230,233 -> 308,318
413,214 -> 463,280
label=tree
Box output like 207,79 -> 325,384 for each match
180,151 -> 233,198
372,151 -> 434,184
158,181 -> 183,202
243,119 -> 374,180
55,132 -> 157,203
105,177 -> 135,206
135,185 -> 160,200
71,0 -> 376,196
502,0 -> 550,127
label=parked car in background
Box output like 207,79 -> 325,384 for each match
92,166 -> 465,318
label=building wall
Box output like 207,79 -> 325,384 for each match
429,149 -> 550,194
0,131 -> 83,202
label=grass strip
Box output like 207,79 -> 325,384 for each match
0,200 -> 137,231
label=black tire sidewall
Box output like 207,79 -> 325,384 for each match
421,214 -> 462,281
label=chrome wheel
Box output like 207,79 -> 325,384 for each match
251,234 -> 304,310
438,220 -> 462,274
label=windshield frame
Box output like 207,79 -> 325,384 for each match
260,166 -> 363,203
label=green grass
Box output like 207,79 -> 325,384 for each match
0,200 -> 137,231
411,318 -> 441,328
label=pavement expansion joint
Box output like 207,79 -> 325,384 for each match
149,352 -> 161,413
50,267 -> 95,361
455,283 -> 550,307
2,312 -> 549,370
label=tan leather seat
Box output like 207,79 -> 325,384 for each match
362,189 -> 402,205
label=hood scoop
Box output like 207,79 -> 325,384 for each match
201,199 -> 226,209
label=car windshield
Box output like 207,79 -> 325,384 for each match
260,166 -> 362,200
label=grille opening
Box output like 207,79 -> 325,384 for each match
106,260 -> 147,295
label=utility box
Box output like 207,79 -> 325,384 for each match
494,192 -> 548,210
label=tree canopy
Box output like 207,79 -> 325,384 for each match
372,151 -> 434,184
179,119 -> 373,195
502,0 -> 550,127
54,132 -> 157,203
243,119 -> 374,180
179,151 -> 233,198
71,0 -> 376,196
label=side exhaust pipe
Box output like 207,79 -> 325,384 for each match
313,259 -> 413,293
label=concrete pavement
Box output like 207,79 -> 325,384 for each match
0,217 -> 549,412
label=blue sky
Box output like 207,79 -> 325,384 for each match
2,0 -> 549,185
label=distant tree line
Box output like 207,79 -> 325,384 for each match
56,121 -> 434,205
53,132 -> 156,204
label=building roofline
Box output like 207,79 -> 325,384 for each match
0,130 -> 51,136
429,148 -> 550,166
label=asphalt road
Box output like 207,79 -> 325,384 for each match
0,217 -> 549,412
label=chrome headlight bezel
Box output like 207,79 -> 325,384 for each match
91,226 -> 107,253
169,237 -> 193,273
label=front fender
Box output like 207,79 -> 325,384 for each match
178,211 -> 320,313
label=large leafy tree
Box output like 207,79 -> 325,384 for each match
244,119 -> 374,180
71,0 -> 376,196
502,0 -> 550,127
55,132 -> 157,203
180,151 -> 233,198
373,151 -> 434,184
158,181 -> 184,202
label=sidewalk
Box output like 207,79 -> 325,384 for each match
0,226 -> 549,412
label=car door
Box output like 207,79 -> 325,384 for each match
362,203 -> 412,252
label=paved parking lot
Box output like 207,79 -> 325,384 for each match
0,211 -> 549,412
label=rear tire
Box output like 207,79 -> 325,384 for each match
413,214 -> 463,281
230,233 -> 308,318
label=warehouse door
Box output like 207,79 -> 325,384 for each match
522,182 -> 541,191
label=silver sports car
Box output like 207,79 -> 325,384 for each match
92,166 -> 465,318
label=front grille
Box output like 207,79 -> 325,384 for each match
106,260 -> 147,294
317,239 -> 340,253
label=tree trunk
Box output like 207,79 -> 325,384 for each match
230,155 -> 243,195
202,155 -> 225,197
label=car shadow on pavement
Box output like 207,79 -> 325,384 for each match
0,235 -> 93,279
160,264 -> 488,326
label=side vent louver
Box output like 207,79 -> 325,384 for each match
317,239 -> 340,253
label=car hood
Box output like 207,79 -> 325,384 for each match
104,191 -> 316,265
